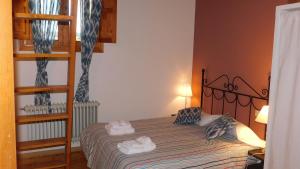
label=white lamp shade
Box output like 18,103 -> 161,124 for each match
255,105 -> 269,124
179,84 -> 193,97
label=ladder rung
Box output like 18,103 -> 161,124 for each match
16,113 -> 69,125
36,163 -> 66,169
35,163 -> 66,169
14,53 -> 70,60
18,161 -> 66,169
15,85 -> 69,95
17,151 -> 67,169
17,138 -> 66,151
14,13 -> 73,21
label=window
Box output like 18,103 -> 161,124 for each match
13,0 -> 117,52
76,0 -> 81,41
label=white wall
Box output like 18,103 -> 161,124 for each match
16,0 -> 196,139
88,0 -> 196,122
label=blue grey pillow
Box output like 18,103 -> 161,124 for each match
174,107 -> 201,125
205,115 -> 237,141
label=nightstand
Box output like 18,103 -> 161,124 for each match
246,148 -> 264,169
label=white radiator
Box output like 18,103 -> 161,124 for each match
23,101 -> 100,143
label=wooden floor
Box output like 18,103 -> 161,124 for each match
18,148 -> 89,169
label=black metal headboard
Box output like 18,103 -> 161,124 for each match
200,69 -> 270,127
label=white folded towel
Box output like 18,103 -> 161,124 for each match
109,120 -> 132,129
117,136 -> 156,155
105,120 -> 135,136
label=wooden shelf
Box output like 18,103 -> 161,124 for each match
16,113 -> 69,124
17,138 -> 66,151
15,85 -> 68,95
14,13 -> 73,21
14,53 -> 70,60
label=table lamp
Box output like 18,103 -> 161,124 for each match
255,105 -> 269,139
179,84 -> 192,109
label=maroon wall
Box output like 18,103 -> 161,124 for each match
192,0 -> 288,138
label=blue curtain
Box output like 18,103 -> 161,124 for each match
28,0 -> 60,107
75,0 -> 102,102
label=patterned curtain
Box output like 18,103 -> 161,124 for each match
75,0 -> 102,102
28,0 -> 60,108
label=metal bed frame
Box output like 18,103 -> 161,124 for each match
200,69 -> 270,127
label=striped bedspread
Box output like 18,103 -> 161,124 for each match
81,117 -> 255,169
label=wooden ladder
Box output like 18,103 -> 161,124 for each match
13,1 -> 78,169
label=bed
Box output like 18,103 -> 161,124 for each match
81,69 -> 270,169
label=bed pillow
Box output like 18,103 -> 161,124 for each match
197,112 -> 222,126
204,115 -> 266,147
174,107 -> 201,125
236,121 -> 266,148
205,115 -> 237,140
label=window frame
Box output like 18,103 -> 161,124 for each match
16,0 -> 107,53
